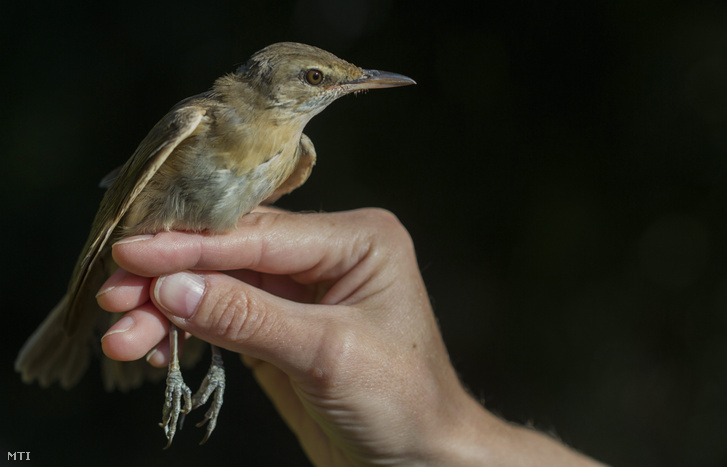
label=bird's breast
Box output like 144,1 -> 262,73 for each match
124,136 -> 301,235
207,147 -> 297,227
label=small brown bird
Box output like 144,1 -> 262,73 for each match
15,42 -> 415,447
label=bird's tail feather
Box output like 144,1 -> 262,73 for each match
16,291 -> 203,392
15,294 -> 93,389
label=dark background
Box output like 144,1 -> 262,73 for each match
2,1 -> 727,465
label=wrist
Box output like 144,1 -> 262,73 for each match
398,382 -> 494,466
423,391 -> 502,466
411,388 -> 604,466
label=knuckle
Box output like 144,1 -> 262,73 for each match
307,323 -> 361,390
202,281 -> 266,343
358,207 -> 401,228
357,208 -> 415,258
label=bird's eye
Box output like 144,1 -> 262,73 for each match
305,69 -> 324,85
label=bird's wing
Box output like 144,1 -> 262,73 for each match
63,103 -> 207,334
262,133 -> 317,204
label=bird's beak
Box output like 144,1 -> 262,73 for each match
332,69 -> 416,93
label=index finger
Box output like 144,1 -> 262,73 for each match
110,208 -> 404,287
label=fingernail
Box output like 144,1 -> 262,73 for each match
101,315 -> 135,340
154,271 -> 205,319
96,268 -> 128,297
145,348 -> 161,365
113,234 -> 155,247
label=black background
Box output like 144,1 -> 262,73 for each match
3,1 -> 727,465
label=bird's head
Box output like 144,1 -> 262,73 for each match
232,42 -> 415,122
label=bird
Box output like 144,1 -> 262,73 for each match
14,42 -> 415,448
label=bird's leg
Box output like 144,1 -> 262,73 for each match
159,324 -> 193,449
191,344 -> 225,445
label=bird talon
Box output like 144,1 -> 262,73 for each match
159,368 -> 193,447
159,326 -> 192,448
190,345 -> 226,445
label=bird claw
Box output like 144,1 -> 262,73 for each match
159,365 -> 193,449
158,336 -> 224,448
191,346 -> 225,445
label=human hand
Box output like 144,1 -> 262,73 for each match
97,208 -> 603,466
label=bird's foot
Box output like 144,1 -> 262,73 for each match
159,365 -> 193,449
191,345 -> 225,445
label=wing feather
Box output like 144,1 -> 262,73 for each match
63,105 -> 206,333
262,133 -> 317,204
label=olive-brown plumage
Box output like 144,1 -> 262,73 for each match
15,42 -> 414,447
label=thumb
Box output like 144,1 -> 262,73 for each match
152,270 -> 331,374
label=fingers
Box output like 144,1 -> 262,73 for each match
97,268 -> 166,363
98,266 -> 350,377
100,301 -> 169,362
97,267 -> 337,374
110,208 -> 413,291
96,268 -> 151,312
99,209 -> 420,381
150,270 -> 342,375
223,269 -> 318,304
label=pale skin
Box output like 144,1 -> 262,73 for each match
98,207 -> 605,466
